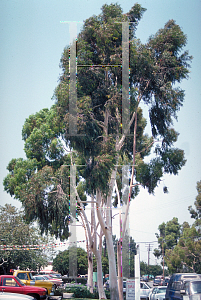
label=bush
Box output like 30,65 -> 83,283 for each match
73,286 -> 98,298
62,284 -> 110,299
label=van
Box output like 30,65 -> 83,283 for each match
165,273 -> 201,300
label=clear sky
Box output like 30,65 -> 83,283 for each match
0,0 -> 201,264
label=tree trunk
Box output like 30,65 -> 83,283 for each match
105,229 -> 119,300
91,195 -> 106,299
88,250 -> 93,293
117,241 -> 123,300
96,246 -> 106,299
96,182 -> 119,300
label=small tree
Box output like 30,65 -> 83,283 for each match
0,204 -> 48,274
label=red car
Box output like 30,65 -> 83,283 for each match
0,275 -> 47,300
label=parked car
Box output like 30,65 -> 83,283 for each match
0,275 -> 47,300
50,274 -> 62,279
140,281 -> 153,300
13,270 -> 55,297
150,286 -> 167,300
0,293 -> 34,300
0,293 -> 34,299
165,273 -> 201,300
141,276 -> 149,282
162,277 -> 170,286
154,278 -> 162,286
33,275 -> 62,288
123,280 -> 152,300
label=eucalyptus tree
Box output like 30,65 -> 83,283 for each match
3,3 -> 192,299
52,3 -> 191,298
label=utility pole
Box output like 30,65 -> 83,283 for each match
162,241 -> 164,279
145,243 -> 153,280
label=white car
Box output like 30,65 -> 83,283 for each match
0,293 -> 34,299
123,281 -> 152,300
149,286 -> 167,300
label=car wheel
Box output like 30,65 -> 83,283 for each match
27,294 -> 39,300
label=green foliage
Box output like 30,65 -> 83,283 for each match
3,107 -> 71,239
0,204 -> 48,274
53,3 -> 191,198
72,286 -> 99,299
165,225 -> 201,273
188,180 -> 201,222
53,247 -> 88,276
140,262 -> 164,278
154,217 -> 181,260
165,182 -> 201,273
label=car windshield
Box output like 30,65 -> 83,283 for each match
29,273 -> 34,280
191,281 -> 201,294
15,277 -> 26,286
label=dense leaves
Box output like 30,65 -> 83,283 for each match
53,247 -> 88,276
154,217 -> 181,260
4,107 -> 71,239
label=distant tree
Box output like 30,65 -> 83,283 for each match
188,180 -> 201,226
165,182 -> 201,273
140,262 -> 164,278
165,224 -> 201,273
53,247 -> 88,276
0,204 -> 48,274
154,217 -> 181,261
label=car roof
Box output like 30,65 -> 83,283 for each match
0,275 -> 16,278
0,293 -> 34,299
171,273 -> 201,281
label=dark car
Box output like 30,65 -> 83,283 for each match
165,273 -> 201,300
162,278 -> 170,286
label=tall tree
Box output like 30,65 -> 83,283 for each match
3,3 -> 192,299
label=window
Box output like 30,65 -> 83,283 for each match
17,273 -> 28,280
3,278 -> 19,287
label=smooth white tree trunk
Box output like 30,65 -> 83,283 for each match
96,189 -> 119,300
87,250 -> 93,293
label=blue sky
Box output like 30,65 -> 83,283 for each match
0,0 -> 201,263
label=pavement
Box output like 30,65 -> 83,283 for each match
49,293 -> 74,299
63,293 -> 74,299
